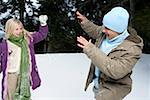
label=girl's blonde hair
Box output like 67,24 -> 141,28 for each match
5,18 -> 32,41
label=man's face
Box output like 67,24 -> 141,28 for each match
102,27 -> 119,40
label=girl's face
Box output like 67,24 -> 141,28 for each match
102,27 -> 119,40
13,24 -> 23,37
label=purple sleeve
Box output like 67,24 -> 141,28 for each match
32,25 -> 48,44
0,43 -> 1,73
0,41 -> 2,73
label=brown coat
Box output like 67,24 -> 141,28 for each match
81,20 -> 143,100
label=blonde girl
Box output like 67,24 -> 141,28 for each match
0,15 -> 48,100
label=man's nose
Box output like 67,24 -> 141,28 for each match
102,28 -> 106,33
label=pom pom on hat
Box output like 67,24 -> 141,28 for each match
102,7 -> 129,33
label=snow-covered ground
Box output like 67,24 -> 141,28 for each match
0,53 -> 150,100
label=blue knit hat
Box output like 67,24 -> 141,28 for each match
102,7 -> 129,33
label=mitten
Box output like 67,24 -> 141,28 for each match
39,15 -> 48,26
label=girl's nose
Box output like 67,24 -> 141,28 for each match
19,30 -> 23,33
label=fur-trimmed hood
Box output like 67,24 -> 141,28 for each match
126,26 -> 143,49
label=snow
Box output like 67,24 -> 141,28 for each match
32,53 -> 94,100
0,53 -> 150,100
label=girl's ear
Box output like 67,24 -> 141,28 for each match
23,29 -> 26,34
23,29 -> 29,36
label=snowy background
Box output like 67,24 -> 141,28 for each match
0,53 -> 150,100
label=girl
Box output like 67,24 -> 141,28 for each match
0,15 -> 48,100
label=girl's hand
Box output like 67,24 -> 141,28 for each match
77,36 -> 91,49
39,15 -> 48,26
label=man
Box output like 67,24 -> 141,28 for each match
76,7 -> 143,100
